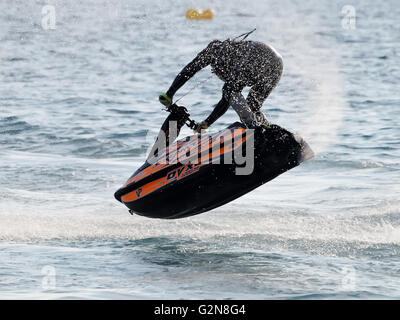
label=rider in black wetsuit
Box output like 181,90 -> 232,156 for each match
159,39 -> 283,132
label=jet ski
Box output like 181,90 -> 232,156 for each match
114,104 -> 314,219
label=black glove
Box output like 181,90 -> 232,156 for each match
193,120 -> 209,133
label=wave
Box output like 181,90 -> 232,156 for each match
309,155 -> 399,170
108,109 -> 141,114
1,188 -> 399,258
0,116 -> 40,135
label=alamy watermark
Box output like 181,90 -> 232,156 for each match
341,5 -> 356,30
340,265 -> 357,291
41,5 -> 56,30
41,265 -> 56,290
145,121 -> 255,175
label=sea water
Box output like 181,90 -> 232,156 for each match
0,0 -> 399,299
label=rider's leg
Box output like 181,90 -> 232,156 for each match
246,87 -> 270,126
222,82 -> 258,128
228,91 -> 258,128
246,59 -> 283,126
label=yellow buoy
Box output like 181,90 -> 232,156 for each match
186,9 -> 214,20
185,9 -> 200,19
201,9 -> 214,19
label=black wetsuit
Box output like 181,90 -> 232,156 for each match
166,39 -> 284,128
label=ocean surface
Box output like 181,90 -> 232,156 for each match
0,0 -> 399,299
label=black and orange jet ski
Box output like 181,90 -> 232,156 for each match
114,104 -> 314,219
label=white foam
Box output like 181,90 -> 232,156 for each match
1,189 -> 399,245
259,8 -> 349,155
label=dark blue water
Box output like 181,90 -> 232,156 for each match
0,0 -> 399,299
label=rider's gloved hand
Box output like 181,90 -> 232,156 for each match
193,120 -> 209,133
159,93 -> 172,107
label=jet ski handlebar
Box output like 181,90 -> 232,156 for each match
166,103 -> 197,130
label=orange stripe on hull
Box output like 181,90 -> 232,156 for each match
121,129 -> 253,203
122,128 -> 252,188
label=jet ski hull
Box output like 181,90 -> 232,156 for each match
114,123 -> 313,219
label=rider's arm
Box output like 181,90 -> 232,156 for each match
203,78 -> 245,127
204,97 -> 230,126
166,41 -> 220,98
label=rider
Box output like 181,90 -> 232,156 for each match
159,37 -> 283,132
